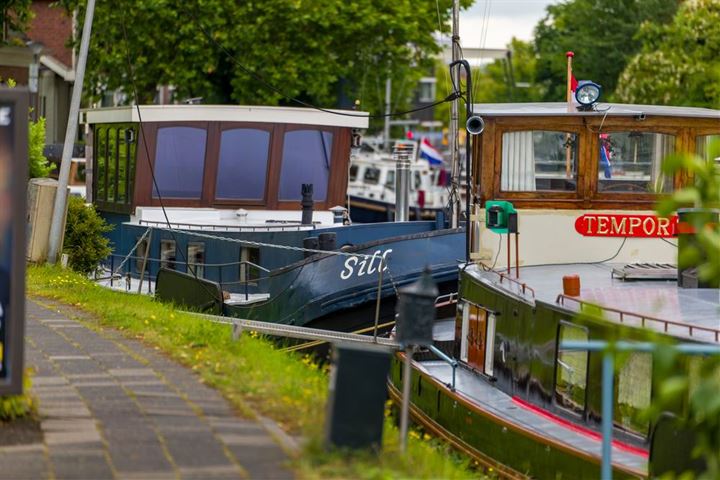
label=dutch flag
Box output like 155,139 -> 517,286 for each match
419,138 -> 444,166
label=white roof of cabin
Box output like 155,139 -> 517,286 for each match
473,102 -> 720,119
81,104 -> 369,129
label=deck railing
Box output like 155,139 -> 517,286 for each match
435,292 -> 458,308
138,219 -> 317,232
556,294 -> 720,343
475,262 -> 536,298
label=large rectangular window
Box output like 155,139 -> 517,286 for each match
215,128 -> 270,200
153,126 -> 207,199
501,131 -> 578,192
279,130 -> 333,201
597,132 -> 675,194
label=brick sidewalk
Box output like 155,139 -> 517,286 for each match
0,299 -> 295,480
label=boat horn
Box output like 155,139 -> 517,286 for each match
466,115 -> 485,135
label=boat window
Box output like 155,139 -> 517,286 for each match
363,166 -> 381,185
94,125 -> 138,209
597,132 -> 675,194
160,239 -> 176,270
485,313 -> 496,377
555,322 -> 589,415
215,128 -> 270,200
239,247 -> 260,285
106,128 -> 118,202
153,126 -> 207,199
279,130 -> 333,201
349,164 -> 359,182
135,237 -> 149,273
188,242 -> 205,278
615,352 -> 652,435
696,134 -> 720,171
413,171 -> 422,190
501,131 -> 578,192
385,170 -> 395,190
95,128 -> 106,201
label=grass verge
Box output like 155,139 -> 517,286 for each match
27,265 -> 480,479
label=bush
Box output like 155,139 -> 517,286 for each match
29,117 -> 51,178
63,196 -> 113,274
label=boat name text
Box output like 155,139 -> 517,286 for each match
340,249 -> 393,280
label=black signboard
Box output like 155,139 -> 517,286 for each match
0,89 -> 27,395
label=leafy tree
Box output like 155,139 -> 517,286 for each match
473,38 -> 545,104
533,0 -> 678,101
1,0 -> 33,45
616,0 -> 720,108
58,0 -> 471,129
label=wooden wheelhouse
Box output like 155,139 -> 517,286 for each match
82,105 -> 368,216
472,103 -> 718,210
467,103 -> 720,266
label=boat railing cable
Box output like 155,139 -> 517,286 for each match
556,294 -> 720,343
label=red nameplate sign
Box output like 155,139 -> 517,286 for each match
575,214 -> 678,238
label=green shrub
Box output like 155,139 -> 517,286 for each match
29,117 -> 51,178
0,372 -> 36,421
63,196 -> 113,274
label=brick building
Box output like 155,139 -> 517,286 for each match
0,0 -> 75,145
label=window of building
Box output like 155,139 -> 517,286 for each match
188,242 -> 205,278
615,352 -> 652,435
501,131 -> 578,192
363,166 -> 381,185
160,239 -> 176,270
278,130 -> 333,201
418,78 -> 437,103
153,126 -> 207,199
215,128 -> 271,200
555,322 -> 589,416
597,132 -> 675,194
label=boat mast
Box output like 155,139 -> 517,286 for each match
449,0 -> 461,229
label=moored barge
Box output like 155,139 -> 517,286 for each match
388,102 -> 720,478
